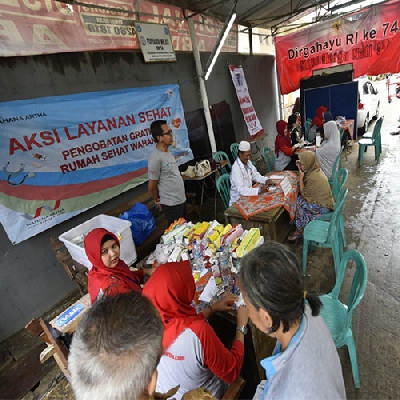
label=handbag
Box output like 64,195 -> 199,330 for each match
195,160 -> 211,177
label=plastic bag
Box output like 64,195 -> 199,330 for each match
120,202 -> 156,246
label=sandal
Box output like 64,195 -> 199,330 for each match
288,232 -> 303,242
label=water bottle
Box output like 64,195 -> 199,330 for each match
219,245 -> 231,287
211,261 -> 222,285
191,240 -> 203,282
316,132 -> 321,146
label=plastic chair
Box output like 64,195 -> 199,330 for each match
213,151 -> 231,175
328,146 -> 343,187
262,147 -> 276,172
216,173 -> 231,209
302,189 -> 348,276
362,116 -> 383,157
319,249 -> 368,388
331,167 -> 348,202
221,376 -> 246,399
358,116 -> 383,165
320,168 -> 349,248
304,118 -> 312,141
230,143 -> 239,161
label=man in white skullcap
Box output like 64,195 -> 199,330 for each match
229,141 -> 269,206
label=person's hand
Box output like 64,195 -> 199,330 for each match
143,267 -> 156,277
259,184 -> 269,194
155,198 -> 162,211
212,294 -> 237,313
236,305 -> 249,327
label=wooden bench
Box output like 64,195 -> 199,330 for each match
52,190 -> 199,292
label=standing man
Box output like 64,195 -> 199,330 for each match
148,120 -> 187,225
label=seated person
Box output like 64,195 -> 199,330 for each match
69,291 -> 165,400
239,242 -> 346,399
315,116 -> 341,180
288,152 -> 334,241
229,140 -> 269,206
143,260 -> 249,399
274,120 -> 299,171
288,114 -> 304,147
288,151 -> 334,241
84,228 -> 154,303
309,105 -> 327,142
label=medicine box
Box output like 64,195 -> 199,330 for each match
59,214 -> 137,270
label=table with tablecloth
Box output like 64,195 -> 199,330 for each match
235,171 -> 298,220
224,171 -> 298,243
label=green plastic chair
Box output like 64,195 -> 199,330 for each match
213,151 -> 231,175
216,173 -> 231,210
320,168 -> 349,248
302,189 -> 348,276
358,116 -> 383,166
328,146 -> 343,187
319,249 -> 368,388
331,167 -> 348,202
362,116 -> 383,158
262,147 -> 276,172
230,143 -> 239,161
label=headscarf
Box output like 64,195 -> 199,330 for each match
311,106 -> 328,128
275,120 -> 291,156
143,261 -> 203,350
298,152 -> 334,209
315,121 -> 341,179
322,111 -> 333,122
85,228 -> 141,303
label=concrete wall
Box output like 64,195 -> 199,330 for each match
0,51 -> 279,341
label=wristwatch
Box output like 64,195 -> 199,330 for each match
236,325 -> 248,335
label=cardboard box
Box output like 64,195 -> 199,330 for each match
59,214 -> 137,270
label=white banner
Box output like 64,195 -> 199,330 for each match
135,22 -> 176,62
229,65 -> 264,137
0,84 -> 192,244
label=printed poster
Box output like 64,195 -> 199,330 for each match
229,65 -> 264,137
0,84 -> 193,244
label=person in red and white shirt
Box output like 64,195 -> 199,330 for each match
143,261 -> 248,399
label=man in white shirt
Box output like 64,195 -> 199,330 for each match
229,141 -> 269,206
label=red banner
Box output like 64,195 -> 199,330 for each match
138,1 -> 237,53
0,0 -> 237,57
275,1 -> 400,94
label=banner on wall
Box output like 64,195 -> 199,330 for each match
275,1 -> 400,94
0,0 -> 237,57
229,65 -> 264,137
0,84 -> 193,244
135,22 -> 176,62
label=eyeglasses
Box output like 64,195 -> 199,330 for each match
161,129 -> 173,136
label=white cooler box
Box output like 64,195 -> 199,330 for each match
59,214 -> 137,270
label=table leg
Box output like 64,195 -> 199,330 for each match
199,179 -> 205,217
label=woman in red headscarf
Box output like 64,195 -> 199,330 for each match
84,228 -> 154,304
311,106 -> 328,130
143,261 -> 248,399
274,120 -> 299,171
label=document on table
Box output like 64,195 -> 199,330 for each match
269,174 -> 285,180
280,176 -> 292,197
199,277 -> 217,302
